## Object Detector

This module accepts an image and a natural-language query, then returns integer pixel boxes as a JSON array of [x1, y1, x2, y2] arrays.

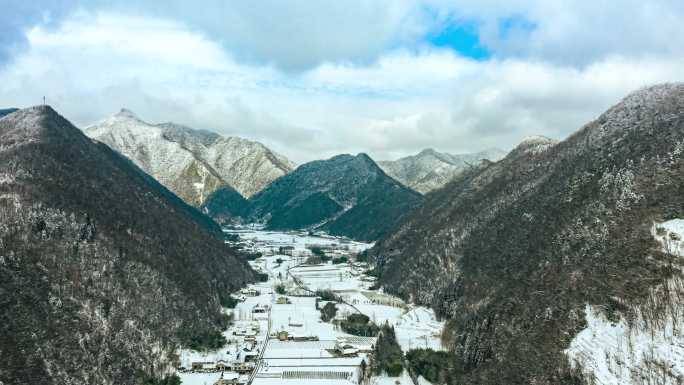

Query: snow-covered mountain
[[378, 148, 506, 193], [370, 83, 684, 384], [85, 109, 295, 206]]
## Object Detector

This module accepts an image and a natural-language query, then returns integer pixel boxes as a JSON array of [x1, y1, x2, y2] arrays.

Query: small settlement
[[176, 227, 444, 385]]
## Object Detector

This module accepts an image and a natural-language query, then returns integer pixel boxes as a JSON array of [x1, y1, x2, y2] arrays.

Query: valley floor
[[176, 228, 443, 385]]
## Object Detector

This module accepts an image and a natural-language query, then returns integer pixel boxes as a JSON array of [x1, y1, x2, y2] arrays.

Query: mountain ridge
[[370, 83, 684, 384], [84, 109, 295, 206], [0, 107, 18, 118], [0, 106, 254, 385], [378, 147, 507, 193], [238, 152, 423, 241]]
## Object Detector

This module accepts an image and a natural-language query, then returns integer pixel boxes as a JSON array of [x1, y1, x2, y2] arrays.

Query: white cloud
[[0, 10, 683, 164], [103, 0, 433, 71], [426, 0, 684, 65]]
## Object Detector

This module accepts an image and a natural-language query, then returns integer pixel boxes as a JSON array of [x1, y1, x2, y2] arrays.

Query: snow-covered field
[[176, 228, 444, 385]]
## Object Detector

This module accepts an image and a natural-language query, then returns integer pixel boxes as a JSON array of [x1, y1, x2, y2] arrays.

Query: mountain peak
[[512, 135, 558, 155], [245, 151, 422, 241], [114, 108, 141, 120], [600, 83, 684, 122], [604, 82, 684, 125], [418, 148, 438, 156], [378, 148, 507, 193], [5, 105, 66, 126], [518, 135, 556, 145], [567, 82, 684, 149], [3, 105, 99, 143], [355, 152, 375, 163], [24, 104, 59, 117], [85, 111, 295, 203], [324, 153, 380, 172], [625, 82, 684, 104]]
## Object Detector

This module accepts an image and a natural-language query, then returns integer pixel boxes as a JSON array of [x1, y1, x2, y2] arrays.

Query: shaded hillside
[[0, 107, 18, 118], [200, 185, 249, 224], [84, 110, 294, 206], [0, 107, 254, 385], [370, 84, 684, 384], [245, 153, 423, 241], [378, 148, 506, 193]]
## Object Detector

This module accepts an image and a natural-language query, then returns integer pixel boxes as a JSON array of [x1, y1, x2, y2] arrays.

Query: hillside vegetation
[[0, 107, 254, 385], [370, 84, 684, 384]]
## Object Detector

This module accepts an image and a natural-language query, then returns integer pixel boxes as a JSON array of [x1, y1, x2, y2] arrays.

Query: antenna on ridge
[[42, 96, 46, 106]]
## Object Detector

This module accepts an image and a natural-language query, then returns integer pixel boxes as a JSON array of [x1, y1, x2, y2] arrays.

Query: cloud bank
[[0, 1, 683, 162]]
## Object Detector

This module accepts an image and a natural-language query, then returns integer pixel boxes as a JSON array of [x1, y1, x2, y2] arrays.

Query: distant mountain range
[[85, 109, 294, 206], [82, 109, 425, 240], [369, 84, 684, 384], [204, 153, 423, 241], [0, 107, 18, 118], [0, 106, 253, 384], [378, 148, 506, 193]]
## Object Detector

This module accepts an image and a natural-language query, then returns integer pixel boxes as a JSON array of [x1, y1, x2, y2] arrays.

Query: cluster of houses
[[231, 322, 260, 347], [334, 336, 376, 357], [241, 287, 260, 297], [213, 372, 249, 385], [180, 320, 262, 378], [185, 345, 259, 375], [189, 359, 256, 374], [305, 243, 350, 252], [188, 229, 395, 385], [274, 330, 321, 342]]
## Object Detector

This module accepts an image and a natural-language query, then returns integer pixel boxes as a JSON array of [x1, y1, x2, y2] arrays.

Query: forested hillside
[[0, 106, 254, 385], [370, 84, 684, 384], [245, 153, 423, 241]]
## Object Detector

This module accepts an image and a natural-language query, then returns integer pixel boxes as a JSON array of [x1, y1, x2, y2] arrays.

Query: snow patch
[[84, 111, 295, 203], [566, 301, 684, 385], [653, 219, 684, 257], [515, 135, 557, 155], [566, 218, 684, 385]]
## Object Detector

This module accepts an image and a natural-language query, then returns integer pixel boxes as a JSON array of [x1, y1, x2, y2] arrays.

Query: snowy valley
[[176, 228, 444, 385]]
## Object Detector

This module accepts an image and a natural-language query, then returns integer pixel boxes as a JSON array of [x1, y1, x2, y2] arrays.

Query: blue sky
[[428, 21, 490, 60], [0, 0, 683, 162]]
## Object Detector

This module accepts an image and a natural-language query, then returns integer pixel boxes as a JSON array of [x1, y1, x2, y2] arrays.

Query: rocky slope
[[370, 84, 684, 384], [245, 153, 423, 241], [84, 110, 294, 206], [0, 107, 254, 385], [378, 148, 506, 193]]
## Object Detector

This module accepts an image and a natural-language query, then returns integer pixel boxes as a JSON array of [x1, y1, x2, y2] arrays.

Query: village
[[176, 228, 444, 385]]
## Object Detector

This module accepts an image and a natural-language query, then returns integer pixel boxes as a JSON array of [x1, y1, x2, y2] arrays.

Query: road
[[246, 306, 272, 385]]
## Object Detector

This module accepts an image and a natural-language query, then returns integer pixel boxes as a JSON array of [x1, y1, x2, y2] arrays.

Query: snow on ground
[[178, 228, 444, 385], [228, 228, 372, 255], [393, 307, 444, 352], [369, 370, 434, 385], [565, 219, 684, 385], [269, 296, 346, 342], [565, 300, 684, 385], [653, 219, 684, 256], [252, 379, 360, 385], [178, 372, 222, 385]]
